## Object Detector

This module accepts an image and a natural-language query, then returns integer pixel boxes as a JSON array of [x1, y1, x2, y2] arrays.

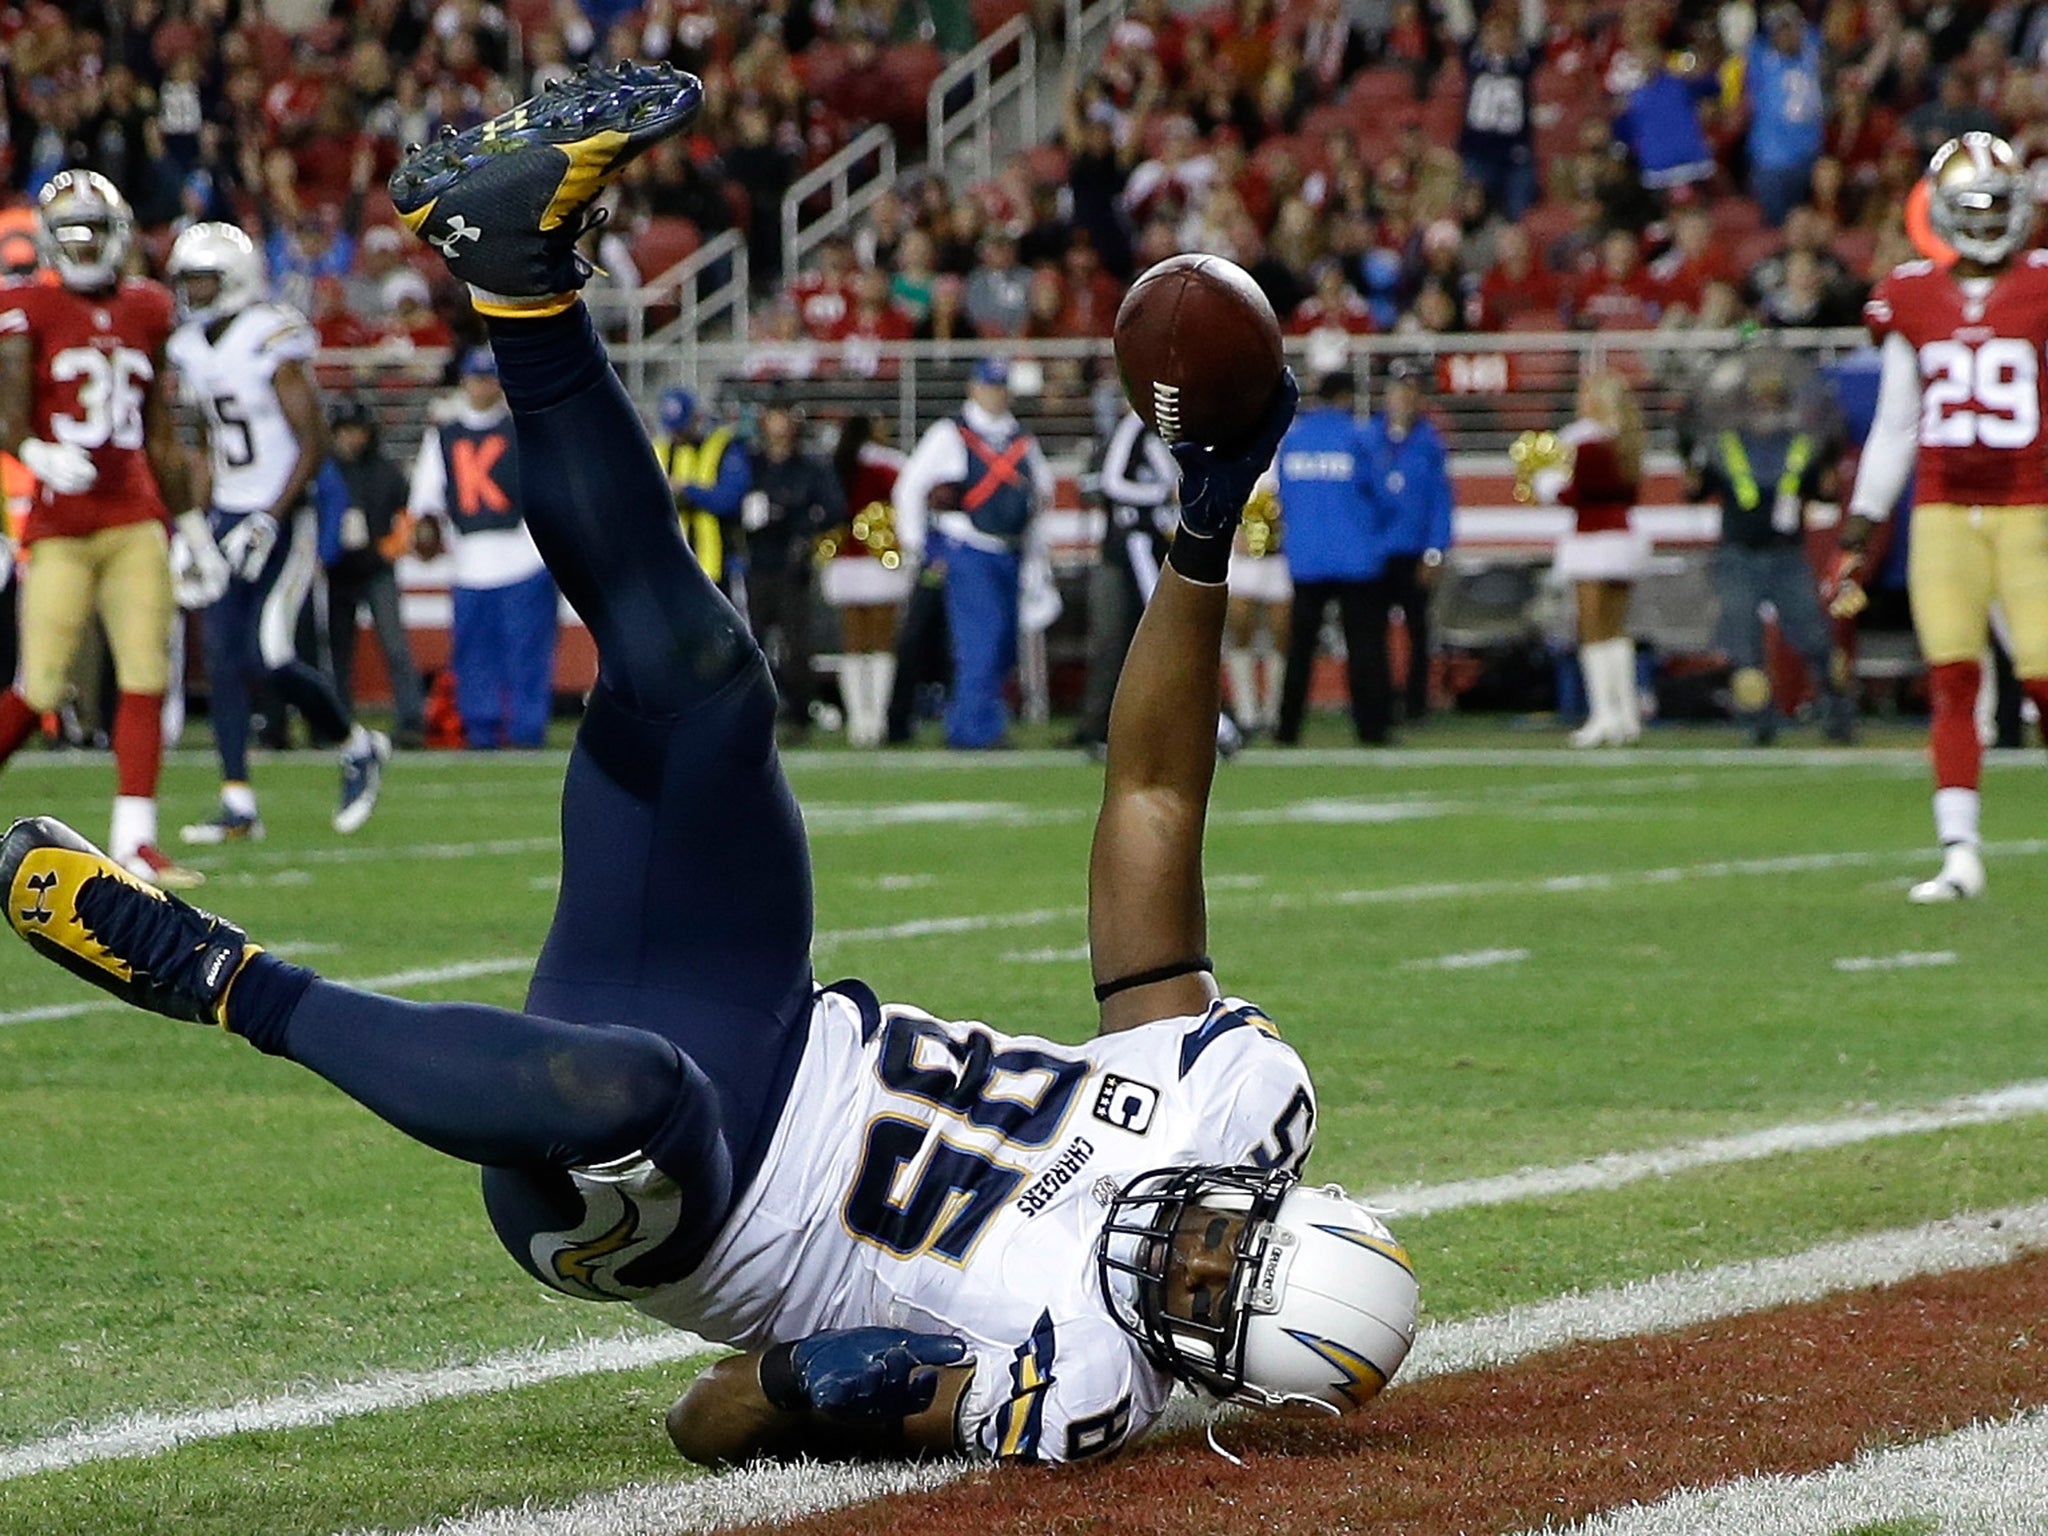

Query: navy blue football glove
[[1170, 368, 1300, 540], [762, 1327, 969, 1418]]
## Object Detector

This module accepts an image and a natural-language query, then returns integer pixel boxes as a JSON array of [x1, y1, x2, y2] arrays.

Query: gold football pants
[[18, 521, 174, 709], [1907, 502, 2048, 677]]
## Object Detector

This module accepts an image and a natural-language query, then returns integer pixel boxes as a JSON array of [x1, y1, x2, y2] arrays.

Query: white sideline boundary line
[[1367, 1079, 2048, 1218], [358, 1202, 2048, 1536], [1532, 1407, 2048, 1536], [11, 838, 2048, 1027], [0, 1332, 713, 1483]]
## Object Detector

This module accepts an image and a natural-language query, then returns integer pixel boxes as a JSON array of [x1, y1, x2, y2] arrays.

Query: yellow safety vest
[[656, 426, 739, 583], [1718, 430, 1812, 512]]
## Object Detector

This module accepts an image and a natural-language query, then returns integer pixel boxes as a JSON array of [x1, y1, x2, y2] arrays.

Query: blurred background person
[[323, 396, 426, 752], [166, 221, 391, 846], [653, 385, 753, 616], [1273, 370, 1393, 746], [1363, 361, 1453, 725], [1074, 406, 1179, 754], [1228, 475, 1291, 737], [891, 358, 1053, 750], [825, 416, 911, 749], [1539, 370, 1648, 748], [744, 398, 844, 743], [1686, 355, 1853, 747], [1441, 0, 1544, 220], [408, 349, 557, 751]]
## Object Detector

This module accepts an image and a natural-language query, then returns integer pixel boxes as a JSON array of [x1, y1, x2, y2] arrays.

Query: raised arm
[[1089, 375, 1298, 1034]]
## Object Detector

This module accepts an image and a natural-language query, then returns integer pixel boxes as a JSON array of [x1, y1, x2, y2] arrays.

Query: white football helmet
[[167, 222, 268, 325], [36, 170, 135, 292], [1928, 133, 2036, 266], [1097, 1164, 1418, 1414]]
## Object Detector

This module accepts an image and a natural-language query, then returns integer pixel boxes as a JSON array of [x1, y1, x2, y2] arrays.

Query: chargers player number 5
[[1919, 337, 2040, 448]]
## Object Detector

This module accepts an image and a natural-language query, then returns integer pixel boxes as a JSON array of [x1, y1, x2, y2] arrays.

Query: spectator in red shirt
[[1647, 205, 1738, 315], [1476, 225, 1565, 329], [1570, 229, 1662, 331], [311, 276, 381, 350], [791, 235, 856, 340], [1289, 258, 1376, 337], [1057, 241, 1125, 338], [836, 265, 915, 379]]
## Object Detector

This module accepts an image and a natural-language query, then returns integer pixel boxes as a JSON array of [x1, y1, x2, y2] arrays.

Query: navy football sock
[[231, 960, 695, 1169], [485, 306, 753, 718]]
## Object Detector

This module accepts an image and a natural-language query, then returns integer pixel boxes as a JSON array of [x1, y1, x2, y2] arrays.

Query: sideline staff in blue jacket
[[1274, 370, 1394, 745], [1362, 361, 1453, 722]]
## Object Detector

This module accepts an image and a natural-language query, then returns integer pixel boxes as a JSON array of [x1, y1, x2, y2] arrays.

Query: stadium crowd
[[3, 0, 2041, 369]]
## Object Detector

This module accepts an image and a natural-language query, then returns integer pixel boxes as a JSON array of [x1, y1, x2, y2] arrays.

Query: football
[[1113, 253, 1285, 450]]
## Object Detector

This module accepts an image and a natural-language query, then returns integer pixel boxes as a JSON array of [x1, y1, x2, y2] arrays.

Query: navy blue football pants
[[203, 507, 353, 783], [229, 305, 817, 1286]]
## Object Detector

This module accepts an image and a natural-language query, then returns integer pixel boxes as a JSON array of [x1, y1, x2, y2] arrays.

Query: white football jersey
[[609, 990, 1316, 1463], [167, 303, 317, 514]]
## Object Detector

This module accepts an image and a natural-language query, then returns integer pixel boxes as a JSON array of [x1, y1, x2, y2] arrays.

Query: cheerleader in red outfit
[[825, 416, 912, 747], [1540, 370, 1649, 746]]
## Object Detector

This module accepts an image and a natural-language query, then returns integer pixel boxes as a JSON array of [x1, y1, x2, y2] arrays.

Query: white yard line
[[0, 1330, 713, 1482], [1367, 1079, 2048, 1218], [1530, 1406, 2048, 1536], [357, 1202, 2048, 1536], [1401, 948, 1530, 971], [336, 1460, 982, 1536], [0, 958, 533, 1028], [1834, 950, 1960, 973], [1403, 1199, 2048, 1381], [11, 839, 2048, 1028]]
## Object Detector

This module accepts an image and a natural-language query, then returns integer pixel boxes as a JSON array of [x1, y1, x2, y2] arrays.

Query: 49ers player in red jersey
[[0, 172, 208, 888], [1839, 133, 2048, 903]]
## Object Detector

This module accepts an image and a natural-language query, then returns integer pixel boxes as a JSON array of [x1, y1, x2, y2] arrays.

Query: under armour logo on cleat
[[19, 870, 57, 925], [430, 217, 483, 256]]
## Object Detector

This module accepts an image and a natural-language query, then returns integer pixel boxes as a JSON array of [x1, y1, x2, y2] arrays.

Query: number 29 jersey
[[166, 302, 318, 515], [638, 990, 1318, 1464], [0, 275, 174, 545], [1863, 252, 2048, 507]]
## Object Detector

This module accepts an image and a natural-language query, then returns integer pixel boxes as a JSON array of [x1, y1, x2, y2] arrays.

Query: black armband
[[758, 1341, 807, 1412], [1166, 528, 1233, 584], [1094, 956, 1214, 1003]]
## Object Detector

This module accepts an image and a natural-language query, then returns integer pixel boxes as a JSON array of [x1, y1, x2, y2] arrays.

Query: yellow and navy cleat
[[2, 816, 261, 1026], [389, 61, 703, 315]]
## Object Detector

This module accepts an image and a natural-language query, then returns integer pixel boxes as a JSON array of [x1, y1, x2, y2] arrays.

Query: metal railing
[[1063, 0, 1124, 72], [780, 124, 899, 287], [927, 15, 1038, 187], [605, 326, 1876, 456]]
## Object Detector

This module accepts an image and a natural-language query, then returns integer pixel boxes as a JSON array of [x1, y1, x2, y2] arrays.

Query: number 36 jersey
[[0, 276, 174, 545], [166, 303, 317, 515], [1863, 252, 2048, 506], [636, 989, 1317, 1463]]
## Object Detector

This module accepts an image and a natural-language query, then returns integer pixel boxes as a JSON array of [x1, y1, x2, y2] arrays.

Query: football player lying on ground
[[1, 63, 1416, 1466]]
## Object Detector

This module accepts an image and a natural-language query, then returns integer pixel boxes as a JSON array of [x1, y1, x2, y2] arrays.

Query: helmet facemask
[[1929, 133, 2037, 266], [1098, 1165, 1319, 1409], [1098, 1163, 1420, 1417], [36, 171, 134, 292], [166, 223, 268, 326]]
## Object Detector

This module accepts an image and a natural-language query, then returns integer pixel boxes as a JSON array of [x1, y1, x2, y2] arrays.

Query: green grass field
[[3, 725, 2046, 1535]]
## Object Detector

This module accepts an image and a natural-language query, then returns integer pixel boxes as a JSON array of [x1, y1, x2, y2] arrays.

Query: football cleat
[[179, 806, 266, 846], [123, 842, 206, 890], [388, 61, 703, 314], [1908, 844, 1986, 904], [2, 816, 261, 1026], [334, 729, 392, 835]]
